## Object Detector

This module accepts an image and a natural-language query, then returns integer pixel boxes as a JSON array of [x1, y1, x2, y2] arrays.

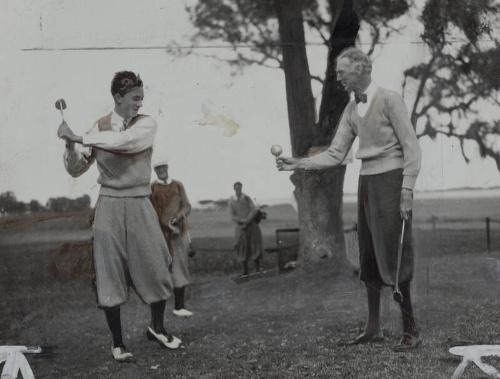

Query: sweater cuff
[[402, 175, 417, 190]]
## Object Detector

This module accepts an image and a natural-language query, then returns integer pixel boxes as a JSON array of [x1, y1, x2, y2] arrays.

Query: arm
[[176, 182, 192, 219], [229, 199, 243, 224], [82, 116, 157, 154], [299, 109, 356, 170], [385, 92, 422, 190], [277, 107, 356, 171], [63, 142, 95, 178]]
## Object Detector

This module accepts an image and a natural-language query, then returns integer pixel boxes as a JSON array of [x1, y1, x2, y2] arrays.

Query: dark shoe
[[347, 332, 385, 345], [392, 333, 421, 352], [146, 327, 182, 349]]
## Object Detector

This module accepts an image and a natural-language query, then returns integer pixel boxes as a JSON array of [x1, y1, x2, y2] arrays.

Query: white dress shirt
[[351, 82, 378, 117]]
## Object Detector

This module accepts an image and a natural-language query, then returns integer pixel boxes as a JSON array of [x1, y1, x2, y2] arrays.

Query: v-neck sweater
[[300, 87, 421, 189]]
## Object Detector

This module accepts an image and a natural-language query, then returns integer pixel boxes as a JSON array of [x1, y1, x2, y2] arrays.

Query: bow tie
[[355, 93, 367, 104]]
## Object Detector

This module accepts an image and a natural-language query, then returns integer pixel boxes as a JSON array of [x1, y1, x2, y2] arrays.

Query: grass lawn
[[1, 200, 500, 378]]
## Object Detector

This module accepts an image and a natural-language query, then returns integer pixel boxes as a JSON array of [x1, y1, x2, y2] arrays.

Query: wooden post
[[486, 217, 491, 253]]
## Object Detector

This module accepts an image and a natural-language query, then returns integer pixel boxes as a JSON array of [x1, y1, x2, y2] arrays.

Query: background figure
[[277, 47, 421, 352], [57, 71, 181, 362], [229, 182, 264, 278], [151, 160, 194, 317]]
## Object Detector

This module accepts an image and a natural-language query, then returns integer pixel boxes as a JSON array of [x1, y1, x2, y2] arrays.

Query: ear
[[113, 93, 123, 105], [353, 62, 364, 74]]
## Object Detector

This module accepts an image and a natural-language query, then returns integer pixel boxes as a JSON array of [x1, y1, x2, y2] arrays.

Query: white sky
[[1, 0, 499, 206]]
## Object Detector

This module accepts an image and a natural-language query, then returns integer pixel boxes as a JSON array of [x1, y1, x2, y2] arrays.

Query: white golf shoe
[[111, 346, 135, 363], [172, 308, 194, 317], [146, 327, 182, 349]]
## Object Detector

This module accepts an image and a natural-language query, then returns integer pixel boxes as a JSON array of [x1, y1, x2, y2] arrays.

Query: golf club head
[[393, 290, 403, 304], [55, 99, 67, 110], [32, 345, 57, 359]]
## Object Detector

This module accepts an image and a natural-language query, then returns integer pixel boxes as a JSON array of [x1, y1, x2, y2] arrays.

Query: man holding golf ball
[[276, 47, 421, 352], [57, 71, 181, 362]]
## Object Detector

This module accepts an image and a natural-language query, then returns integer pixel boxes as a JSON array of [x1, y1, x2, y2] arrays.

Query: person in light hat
[[150, 158, 195, 317], [57, 71, 182, 362]]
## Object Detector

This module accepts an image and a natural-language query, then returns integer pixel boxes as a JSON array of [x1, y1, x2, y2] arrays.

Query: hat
[[153, 158, 169, 169]]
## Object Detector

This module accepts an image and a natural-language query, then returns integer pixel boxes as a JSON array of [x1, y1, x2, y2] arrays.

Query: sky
[[1, 0, 499, 206]]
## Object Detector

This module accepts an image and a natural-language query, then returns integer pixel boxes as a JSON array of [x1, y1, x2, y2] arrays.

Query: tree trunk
[[276, 0, 359, 265], [275, 0, 315, 158]]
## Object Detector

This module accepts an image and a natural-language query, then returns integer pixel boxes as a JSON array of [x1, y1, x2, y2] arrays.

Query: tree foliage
[[403, 0, 500, 168]]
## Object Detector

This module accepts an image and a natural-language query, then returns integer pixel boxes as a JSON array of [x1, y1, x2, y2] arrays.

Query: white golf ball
[[270, 144, 283, 157]]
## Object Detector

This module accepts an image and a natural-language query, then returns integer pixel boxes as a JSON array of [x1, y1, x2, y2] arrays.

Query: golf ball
[[270, 145, 283, 157]]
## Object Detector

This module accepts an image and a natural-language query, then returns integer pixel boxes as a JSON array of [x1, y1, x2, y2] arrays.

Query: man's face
[[234, 184, 242, 197], [336, 57, 363, 92], [116, 87, 144, 119], [155, 165, 169, 181]]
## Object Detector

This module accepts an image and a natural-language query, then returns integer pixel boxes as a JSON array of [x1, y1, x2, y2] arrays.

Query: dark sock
[[255, 259, 260, 272], [399, 282, 418, 336], [174, 287, 185, 310], [104, 306, 124, 348], [365, 282, 382, 334], [150, 300, 166, 333]]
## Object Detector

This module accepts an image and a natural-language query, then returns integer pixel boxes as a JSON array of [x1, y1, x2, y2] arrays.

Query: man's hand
[[276, 156, 301, 171], [400, 188, 413, 220], [57, 121, 82, 143]]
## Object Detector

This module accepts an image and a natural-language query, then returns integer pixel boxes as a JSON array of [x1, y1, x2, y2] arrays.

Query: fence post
[[486, 217, 491, 253]]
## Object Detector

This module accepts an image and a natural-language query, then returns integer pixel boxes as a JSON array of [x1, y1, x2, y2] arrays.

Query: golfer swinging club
[[276, 48, 422, 351], [57, 71, 181, 362]]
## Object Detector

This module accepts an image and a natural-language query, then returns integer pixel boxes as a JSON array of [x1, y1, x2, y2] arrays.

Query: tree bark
[[276, 0, 359, 265], [275, 0, 315, 158]]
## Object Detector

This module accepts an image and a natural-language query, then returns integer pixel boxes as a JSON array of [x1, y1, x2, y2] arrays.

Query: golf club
[[393, 218, 406, 304]]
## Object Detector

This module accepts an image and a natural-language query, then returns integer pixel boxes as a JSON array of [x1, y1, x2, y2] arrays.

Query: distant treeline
[[0, 191, 91, 214], [197, 199, 229, 209]]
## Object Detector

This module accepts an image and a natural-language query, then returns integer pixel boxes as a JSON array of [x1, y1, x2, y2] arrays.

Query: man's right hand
[[276, 156, 301, 171]]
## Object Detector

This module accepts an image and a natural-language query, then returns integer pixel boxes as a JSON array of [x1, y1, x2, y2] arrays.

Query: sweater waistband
[[99, 185, 151, 198]]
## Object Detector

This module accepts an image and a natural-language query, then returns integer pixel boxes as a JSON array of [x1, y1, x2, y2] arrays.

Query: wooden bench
[[265, 224, 359, 272]]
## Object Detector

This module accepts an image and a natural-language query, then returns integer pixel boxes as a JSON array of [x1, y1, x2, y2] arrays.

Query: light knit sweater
[[300, 87, 421, 189], [64, 112, 156, 197]]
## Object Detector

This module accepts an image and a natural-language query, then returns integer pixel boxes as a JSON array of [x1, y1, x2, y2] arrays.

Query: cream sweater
[[300, 87, 421, 189]]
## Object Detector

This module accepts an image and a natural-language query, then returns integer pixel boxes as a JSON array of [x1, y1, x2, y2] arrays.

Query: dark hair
[[233, 181, 242, 187], [111, 71, 143, 96]]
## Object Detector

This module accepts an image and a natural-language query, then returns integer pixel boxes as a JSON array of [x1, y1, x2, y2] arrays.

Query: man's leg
[[105, 306, 135, 362], [399, 281, 417, 336], [254, 259, 261, 272], [242, 261, 249, 276], [104, 306, 124, 348], [174, 287, 184, 310], [348, 281, 384, 344], [393, 281, 421, 351], [150, 300, 167, 333]]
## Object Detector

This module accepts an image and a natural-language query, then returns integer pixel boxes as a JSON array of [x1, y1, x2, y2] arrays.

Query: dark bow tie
[[355, 93, 367, 104]]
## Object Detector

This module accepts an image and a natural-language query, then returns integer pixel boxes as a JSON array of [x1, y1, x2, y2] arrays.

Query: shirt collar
[[350, 81, 378, 103], [111, 110, 131, 129], [156, 178, 173, 185]]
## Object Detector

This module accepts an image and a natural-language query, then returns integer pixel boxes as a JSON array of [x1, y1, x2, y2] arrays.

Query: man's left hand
[[400, 188, 413, 220], [57, 121, 81, 143]]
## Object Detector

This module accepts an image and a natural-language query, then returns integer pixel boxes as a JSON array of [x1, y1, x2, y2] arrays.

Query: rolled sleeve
[[63, 143, 95, 177]]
